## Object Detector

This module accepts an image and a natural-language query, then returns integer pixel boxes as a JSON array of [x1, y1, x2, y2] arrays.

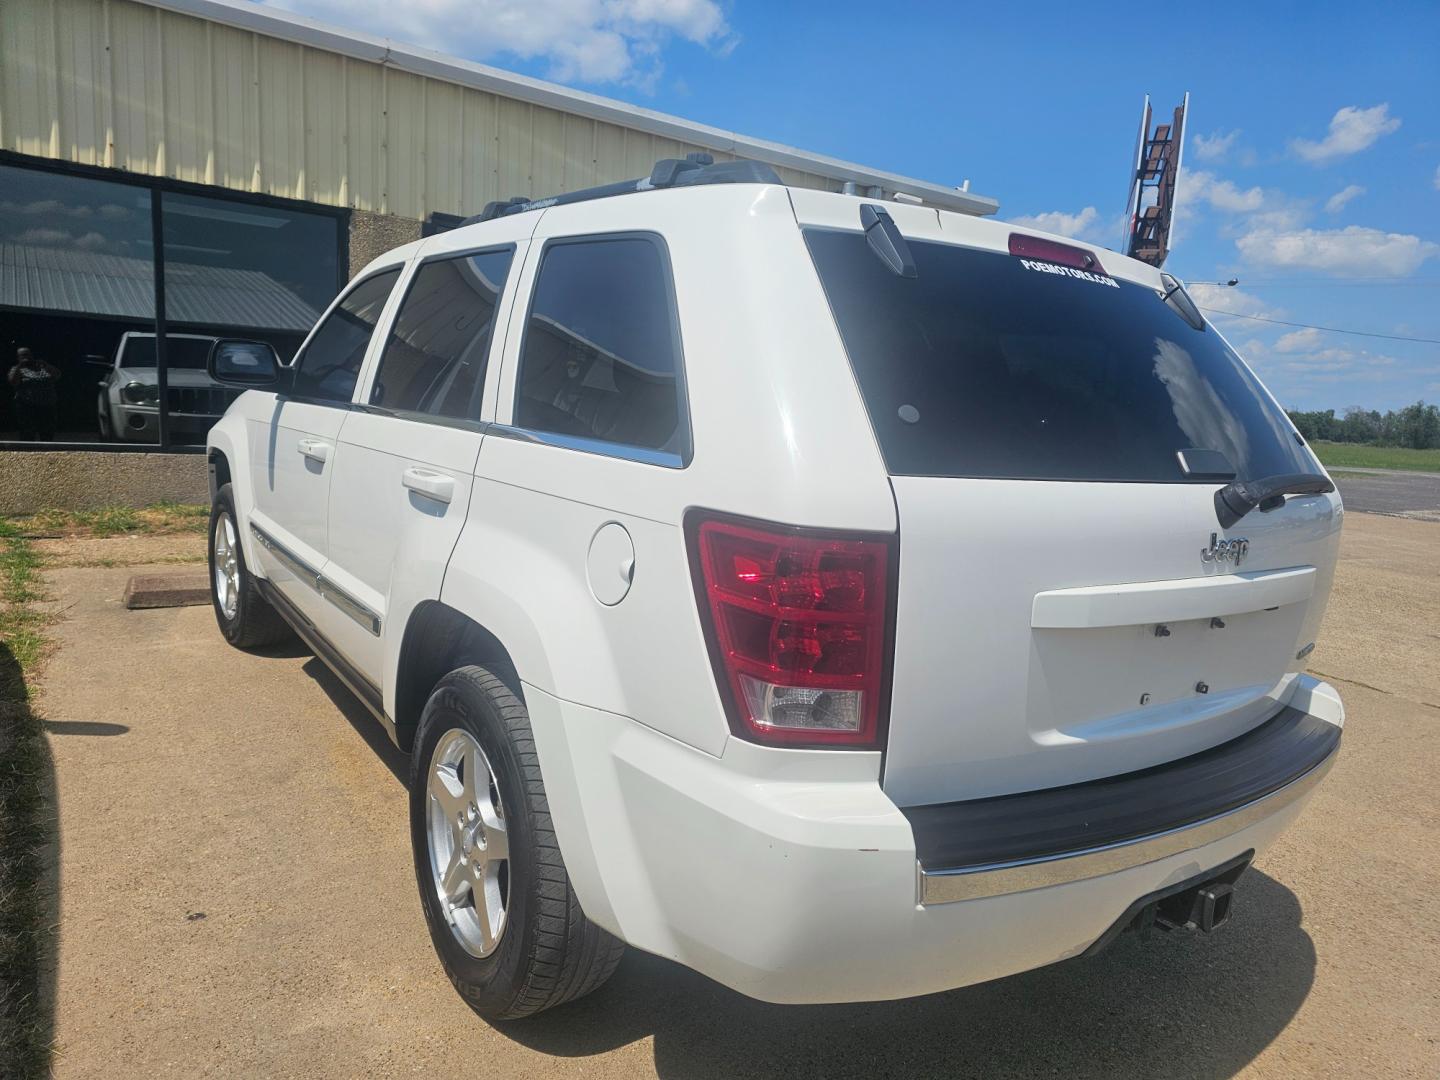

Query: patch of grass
[[9, 502, 210, 540], [60, 552, 207, 570], [72, 506, 142, 537], [0, 524, 53, 1076], [1310, 441, 1440, 472], [141, 501, 209, 535]]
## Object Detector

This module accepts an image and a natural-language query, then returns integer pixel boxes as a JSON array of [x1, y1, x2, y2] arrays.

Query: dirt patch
[[36, 533, 206, 570], [1307, 511, 1440, 708]]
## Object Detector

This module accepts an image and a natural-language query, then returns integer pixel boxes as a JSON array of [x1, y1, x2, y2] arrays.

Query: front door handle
[[402, 466, 454, 504], [297, 437, 331, 464]]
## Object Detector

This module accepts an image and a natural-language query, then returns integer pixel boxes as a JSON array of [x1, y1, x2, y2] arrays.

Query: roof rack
[[467, 153, 784, 224]]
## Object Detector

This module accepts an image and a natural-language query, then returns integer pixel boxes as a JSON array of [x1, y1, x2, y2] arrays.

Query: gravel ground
[[32, 512, 1440, 1079]]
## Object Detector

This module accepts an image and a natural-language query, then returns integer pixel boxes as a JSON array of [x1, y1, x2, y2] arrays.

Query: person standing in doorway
[[6, 346, 61, 441]]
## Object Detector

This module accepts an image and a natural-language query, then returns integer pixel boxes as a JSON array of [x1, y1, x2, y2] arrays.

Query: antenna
[[1123, 92, 1188, 267]]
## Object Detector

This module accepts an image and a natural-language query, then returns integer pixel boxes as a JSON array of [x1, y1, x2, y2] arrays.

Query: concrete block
[[124, 571, 211, 610]]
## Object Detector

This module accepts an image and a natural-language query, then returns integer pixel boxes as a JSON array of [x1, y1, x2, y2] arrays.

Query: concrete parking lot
[[33, 512, 1440, 1079]]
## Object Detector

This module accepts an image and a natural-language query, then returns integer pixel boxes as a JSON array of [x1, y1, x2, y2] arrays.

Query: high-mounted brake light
[[1009, 233, 1104, 273], [687, 513, 894, 749]]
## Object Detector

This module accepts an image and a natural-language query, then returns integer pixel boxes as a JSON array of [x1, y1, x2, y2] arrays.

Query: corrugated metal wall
[[0, 0, 841, 220]]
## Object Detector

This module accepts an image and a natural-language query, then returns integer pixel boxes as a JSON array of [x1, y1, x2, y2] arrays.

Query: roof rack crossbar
[[465, 156, 783, 224]]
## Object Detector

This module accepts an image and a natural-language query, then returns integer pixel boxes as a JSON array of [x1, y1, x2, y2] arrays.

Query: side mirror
[[209, 339, 282, 387]]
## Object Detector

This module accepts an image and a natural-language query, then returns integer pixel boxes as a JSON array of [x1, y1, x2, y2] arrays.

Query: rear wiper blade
[[1214, 473, 1335, 528]]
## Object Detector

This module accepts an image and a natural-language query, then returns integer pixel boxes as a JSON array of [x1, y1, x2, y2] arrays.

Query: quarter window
[[515, 236, 685, 456], [291, 270, 400, 403], [370, 249, 514, 420]]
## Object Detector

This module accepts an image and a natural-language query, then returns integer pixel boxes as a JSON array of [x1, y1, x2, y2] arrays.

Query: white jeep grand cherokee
[[205, 156, 1344, 1019]]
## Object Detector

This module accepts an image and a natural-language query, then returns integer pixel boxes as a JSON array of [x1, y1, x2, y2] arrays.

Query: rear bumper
[[525, 676, 1341, 1004], [910, 694, 1341, 904]]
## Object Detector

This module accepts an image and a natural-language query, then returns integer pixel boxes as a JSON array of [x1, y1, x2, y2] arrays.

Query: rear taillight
[[687, 512, 894, 749]]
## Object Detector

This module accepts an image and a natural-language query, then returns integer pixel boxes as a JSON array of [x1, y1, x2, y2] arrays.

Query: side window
[[290, 269, 400, 402], [515, 236, 685, 455], [370, 248, 514, 420]]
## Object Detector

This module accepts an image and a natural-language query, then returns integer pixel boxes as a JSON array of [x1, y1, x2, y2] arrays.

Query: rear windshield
[[804, 230, 1312, 482]]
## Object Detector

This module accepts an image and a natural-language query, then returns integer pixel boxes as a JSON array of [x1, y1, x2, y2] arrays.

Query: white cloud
[[1009, 206, 1099, 241], [1180, 169, 1265, 213], [1244, 206, 1308, 232], [1187, 284, 1281, 332], [1188, 283, 1274, 317], [1324, 184, 1365, 214], [1192, 129, 1240, 162], [14, 227, 109, 251], [267, 0, 734, 87], [1275, 327, 1323, 353], [1292, 104, 1401, 164], [1236, 224, 1439, 276], [1277, 346, 1400, 382]]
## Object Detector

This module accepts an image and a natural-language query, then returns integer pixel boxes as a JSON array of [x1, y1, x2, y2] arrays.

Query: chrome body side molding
[[249, 521, 381, 637]]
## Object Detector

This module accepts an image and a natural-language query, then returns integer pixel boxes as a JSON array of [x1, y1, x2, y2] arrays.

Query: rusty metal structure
[[1123, 93, 1188, 267]]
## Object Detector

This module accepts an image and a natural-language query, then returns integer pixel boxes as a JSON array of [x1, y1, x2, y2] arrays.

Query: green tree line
[[1286, 400, 1440, 450]]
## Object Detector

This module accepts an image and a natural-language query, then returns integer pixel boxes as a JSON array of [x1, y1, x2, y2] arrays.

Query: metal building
[[0, 0, 996, 455]]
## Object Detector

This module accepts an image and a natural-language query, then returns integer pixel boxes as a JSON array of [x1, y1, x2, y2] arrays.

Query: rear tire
[[410, 665, 624, 1019], [208, 483, 293, 649]]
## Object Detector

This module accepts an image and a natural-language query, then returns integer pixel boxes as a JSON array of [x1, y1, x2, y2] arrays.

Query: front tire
[[410, 665, 624, 1019], [208, 484, 293, 649]]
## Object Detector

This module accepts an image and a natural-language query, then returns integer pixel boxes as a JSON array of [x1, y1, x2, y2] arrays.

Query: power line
[[1222, 280, 1440, 289], [1197, 307, 1440, 345], [1190, 275, 1440, 285]]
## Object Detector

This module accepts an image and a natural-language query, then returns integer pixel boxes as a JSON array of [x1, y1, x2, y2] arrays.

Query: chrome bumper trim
[[917, 745, 1337, 905], [249, 521, 381, 637]]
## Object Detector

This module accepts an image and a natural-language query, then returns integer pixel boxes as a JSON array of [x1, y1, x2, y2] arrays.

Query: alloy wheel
[[426, 728, 510, 957], [213, 511, 240, 621]]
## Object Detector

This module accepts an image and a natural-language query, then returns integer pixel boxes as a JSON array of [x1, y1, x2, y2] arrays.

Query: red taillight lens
[[688, 513, 893, 748], [1008, 232, 1104, 273]]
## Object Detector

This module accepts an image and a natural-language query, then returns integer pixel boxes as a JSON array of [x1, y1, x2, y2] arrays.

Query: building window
[[370, 248, 514, 421], [514, 236, 686, 457], [1, 162, 157, 443], [0, 155, 346, 448]]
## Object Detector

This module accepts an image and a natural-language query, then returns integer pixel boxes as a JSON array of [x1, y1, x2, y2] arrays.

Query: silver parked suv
[[97, 331, 239, 441]]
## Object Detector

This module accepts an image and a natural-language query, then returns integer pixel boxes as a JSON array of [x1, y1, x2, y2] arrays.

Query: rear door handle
[[296, 438, 331, 464], [402, 466, 454, 504]]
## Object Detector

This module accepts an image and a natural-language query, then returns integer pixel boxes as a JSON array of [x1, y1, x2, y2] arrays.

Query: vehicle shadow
[[498, 870, 1314, 1080], [0, 641, 61, 1075], [299, 656, 409, 784]]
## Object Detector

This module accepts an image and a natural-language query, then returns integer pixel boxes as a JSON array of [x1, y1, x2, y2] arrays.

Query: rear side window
[[805, 230, 1313, 483], [514, 235, 686, 457], [370, 248, 514, 420], [291, 269, 400, 403]]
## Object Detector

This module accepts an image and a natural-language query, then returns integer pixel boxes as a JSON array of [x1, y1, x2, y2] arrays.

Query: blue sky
[[276, 0, 1440, 412]]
